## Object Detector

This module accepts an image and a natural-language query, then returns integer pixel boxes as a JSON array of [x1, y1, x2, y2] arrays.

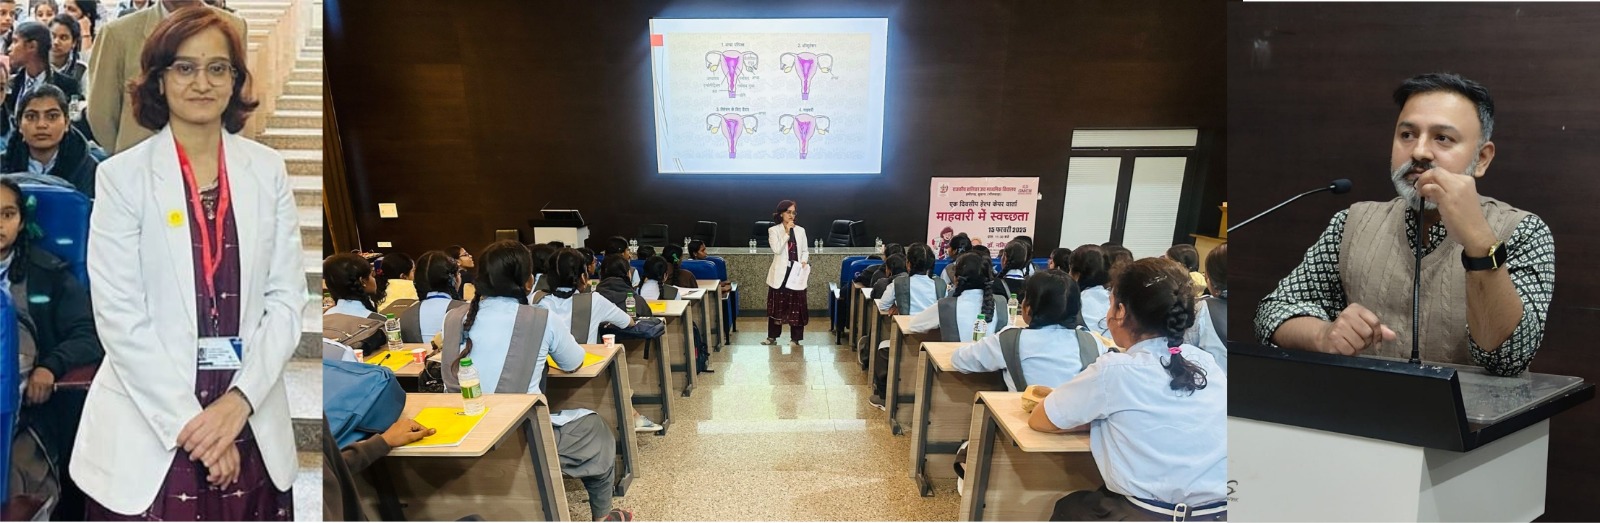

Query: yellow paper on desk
[[648, 301, 667, 313], [405, 407, 488, 448], [547, 352, 606, 370], [364, 350, 413, 371]]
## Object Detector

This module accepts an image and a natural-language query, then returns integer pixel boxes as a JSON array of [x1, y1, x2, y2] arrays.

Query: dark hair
[[14, 83, 68, 128], [1000, 241, 1031, 274], [1205, 243, 1227, 295], [882, 242, 905, 259], [687, 239, 706, 259], [772, 199, 795, 221], [600, 254, 631, 281], [15, 20, 48, 66], [883, 253, 907, 278], [635, 244, 656, 261], [661, 244, 686, 283], [950, 252, 995, 319], [1104, 245, 1133, 273], [0, 177, 29, 285], [130, 6, 259, 133], [546, 240, 564, 248], [1166, 244, 1200, 272], [1012, 235, 1033, 251], [1049, 247, 1072, 272], [1110, 258, 1206, 394], [1069, 244, 1110, 289], [446, 244, 467, 259], [971, 244, 990, 259], [548, 248, 588, 299], [947, 233, 971, 257], [323, 253, 375, 312], [372, 252, 413, 305], [454, 240, 532, 372], [67, 1, 95, 36], [1394, 72, 1494, 143], [604, 236, 628, 256], [1022, 270, 1081, 329], [413, 250, 460, 300], [907, 243, 936, 276], [49, 13, 79, 64], [576, 247, 597, 277], [641, 255, 670, 297], [528, 243, 556, 277]]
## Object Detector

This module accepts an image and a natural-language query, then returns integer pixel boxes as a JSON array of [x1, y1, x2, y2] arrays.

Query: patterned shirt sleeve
[[1468, 215, 1555, 376], [1254, 210, 1351, 345]]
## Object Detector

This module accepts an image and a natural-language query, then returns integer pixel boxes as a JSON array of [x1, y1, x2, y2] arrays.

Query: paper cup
[[412, 348, 427, 364], [353, 349, 364, 363], [602, 334, 617, 347]]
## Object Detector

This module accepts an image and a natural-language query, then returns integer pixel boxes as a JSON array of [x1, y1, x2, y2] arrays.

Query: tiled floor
[[562, 318, 962, 521]]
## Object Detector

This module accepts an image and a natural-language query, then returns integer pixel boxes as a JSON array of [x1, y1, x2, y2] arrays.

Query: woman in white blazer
[[764, 200, 810, 345], [75, 9, 301, 520]]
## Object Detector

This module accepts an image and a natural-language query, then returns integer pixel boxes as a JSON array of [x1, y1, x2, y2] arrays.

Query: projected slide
[[650, 18, 888, 174]]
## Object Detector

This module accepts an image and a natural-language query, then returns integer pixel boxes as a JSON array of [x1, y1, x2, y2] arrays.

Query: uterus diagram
[[705, 50, 759, 98], [778, 53, 833, 100], [706, 113, 759, 158], [778, 114, 830, 159]]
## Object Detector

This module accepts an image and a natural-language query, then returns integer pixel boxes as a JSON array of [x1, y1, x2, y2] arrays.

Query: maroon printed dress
[[765, 232, 809, 327], [85, 180, 292, 520]]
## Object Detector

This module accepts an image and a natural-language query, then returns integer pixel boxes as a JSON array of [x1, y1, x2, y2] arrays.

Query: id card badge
[[197, 337, 244, 370]]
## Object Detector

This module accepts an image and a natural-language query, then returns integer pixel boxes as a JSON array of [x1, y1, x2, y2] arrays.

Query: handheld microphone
[[1228, 179, 1353, 233]]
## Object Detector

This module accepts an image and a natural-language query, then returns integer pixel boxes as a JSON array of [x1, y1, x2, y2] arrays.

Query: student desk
[[545, 343, 640, 495], [865, 295, 889, 371], [365, 343, 430, 392], [886, 315, 937, 435], [619, 334, 676, 437], [910, 342, 1006, 497], [649, 299, 697, 397], [959, 392, 1100, 521], [355, 393, 569, 521], [695, 279, 726, 351], [847, 285, 868, 355], [678, 288, 712, 357]]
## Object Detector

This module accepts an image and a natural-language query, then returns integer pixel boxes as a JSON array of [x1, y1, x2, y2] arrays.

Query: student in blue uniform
[[438, 240, 634, 522], [374, 252, 417, 311], [940, 233, 973, 284], [1030, 258, 1227, 521], [323, 253, 382, 321], [1048, 247, 1072, 272], [1184, 244, 1227, 372], [951, 269, 1103, 392], [398, 250, 466, 344], [991, 240, 1033, 298], [1070, 245, 1112, 338], [871, 252, 1003, 409]]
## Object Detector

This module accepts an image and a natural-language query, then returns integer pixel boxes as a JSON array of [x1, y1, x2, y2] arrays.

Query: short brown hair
[[130, 6, 258, 133]]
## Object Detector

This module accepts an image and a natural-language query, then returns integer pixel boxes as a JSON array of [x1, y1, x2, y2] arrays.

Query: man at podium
[[1254, 73, 1555, 376]]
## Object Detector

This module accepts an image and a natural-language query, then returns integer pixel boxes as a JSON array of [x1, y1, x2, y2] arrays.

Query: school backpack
[[323, 312, 387, 356], [324, 359, 407, 448]]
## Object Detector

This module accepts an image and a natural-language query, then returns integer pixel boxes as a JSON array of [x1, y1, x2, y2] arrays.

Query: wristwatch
[[1461, 241, 1506, 271]]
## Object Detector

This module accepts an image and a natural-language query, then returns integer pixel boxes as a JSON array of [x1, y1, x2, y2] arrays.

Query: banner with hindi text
[[926, 177, 1040, 259]]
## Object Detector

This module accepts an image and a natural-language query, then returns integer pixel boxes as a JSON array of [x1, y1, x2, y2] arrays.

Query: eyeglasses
[[21, 111, 63, 123], [165, 60, 238, 84]]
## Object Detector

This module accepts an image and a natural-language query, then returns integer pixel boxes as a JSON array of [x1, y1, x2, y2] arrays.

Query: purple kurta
[[86, 180, 292, 521]]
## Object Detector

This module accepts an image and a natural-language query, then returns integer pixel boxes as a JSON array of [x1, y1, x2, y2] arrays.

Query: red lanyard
[[176, 140, 231, 326]]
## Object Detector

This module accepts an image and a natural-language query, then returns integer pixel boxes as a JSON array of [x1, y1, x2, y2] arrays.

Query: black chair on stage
[[752, 220, 776, 247], [692, 221, 718, 246], [638, 224, 669, 247], [825, 220, 853, 247]]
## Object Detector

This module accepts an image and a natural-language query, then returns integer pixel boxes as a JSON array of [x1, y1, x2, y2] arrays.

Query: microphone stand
[[1410, 199, 1423, 365], [1228, 182, 1344, 234]]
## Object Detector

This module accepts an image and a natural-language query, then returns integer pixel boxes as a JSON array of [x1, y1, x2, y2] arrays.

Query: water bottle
[[384, 313, 402, 351], [876, 237, 884, 252], [973, 314, 988, 342], [749, 238, 756, 252], [684, 237, 691, 251], [458, 357, 485, 416], [625, 291, 637, 319], [1008, 294, 1019, 326]]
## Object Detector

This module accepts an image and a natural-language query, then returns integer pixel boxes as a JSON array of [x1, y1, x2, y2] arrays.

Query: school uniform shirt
[[449, 296, 595, 426], [950, 324, 1101, 391], [877, 274, 941, 315], [324, 299, 375, 319], [534, 287, 632, 344], [377, 279, 418, 310], [992, 269, 1028, 298], [1081, 285, 1112, 338], [638, 279, 692, 301], [907, 290, 998, 340], [1185, 303, 1228, 373], [1042, 337, 1228, 506], [416, 292, 455, 342]]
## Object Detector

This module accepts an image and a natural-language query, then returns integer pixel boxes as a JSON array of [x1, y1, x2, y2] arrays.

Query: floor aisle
[[562, 317, 962, 521]]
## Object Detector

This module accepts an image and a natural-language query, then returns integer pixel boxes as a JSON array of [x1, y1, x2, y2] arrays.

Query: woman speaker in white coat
[[75, 7, 301, 520], [764, 199, 810, 346]]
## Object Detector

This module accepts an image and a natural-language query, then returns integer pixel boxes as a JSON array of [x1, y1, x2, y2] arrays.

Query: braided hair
[[528, 243, 557, 280], [1069, 244, 1110, 289], [1049, 247, 1072, 272], [907, 243, 936, 277], [1166, 244, 1200, 272], [642, 255, 670, 298], [413, 250, 460, 300], [548, 248, 589, 299], [949, 252, 995, 320], [0, 177, 30, 285], [323, 253, 376, 312], [373, 252, 413, 305], [1110, 258, 1206, 395], [454, 241, 532, 372], [1021, 270, 1081, 329], [661, 244, 687, 286], [1001, 240, 1031, 274]]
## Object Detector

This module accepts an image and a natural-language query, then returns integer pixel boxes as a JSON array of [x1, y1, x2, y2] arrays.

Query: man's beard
[[1390, 157, 1477, 210]]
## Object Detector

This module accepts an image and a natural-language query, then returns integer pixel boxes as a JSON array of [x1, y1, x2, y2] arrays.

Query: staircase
[[232, 0, 323, 519]]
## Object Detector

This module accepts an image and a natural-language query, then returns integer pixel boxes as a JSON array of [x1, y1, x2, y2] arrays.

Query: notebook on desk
[[405, 406, 489, 448]]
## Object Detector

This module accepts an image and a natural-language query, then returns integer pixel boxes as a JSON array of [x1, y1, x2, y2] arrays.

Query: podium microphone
[[1410, 196, 1423, 364], [1228, 179, 1353, 234]]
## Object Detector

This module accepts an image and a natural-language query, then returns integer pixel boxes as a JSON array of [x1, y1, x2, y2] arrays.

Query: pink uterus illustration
[[706, 113, 759, 158], [779, 52, 833, 100], [705, 50, 759, 98], [779, 114, 830, 159]]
